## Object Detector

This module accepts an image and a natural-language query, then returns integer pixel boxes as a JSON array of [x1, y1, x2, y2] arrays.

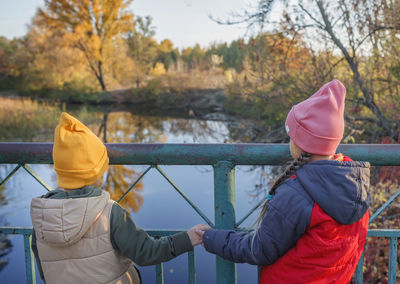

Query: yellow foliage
[[37, 0, 135, 90], [159, 39, 174, 53], [151, 62, 167, 76], [20, 19, 98, 91], [224, 69, 235, 83]]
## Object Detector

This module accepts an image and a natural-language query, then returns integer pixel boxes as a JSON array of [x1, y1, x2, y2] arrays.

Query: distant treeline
[[1, 0, 400, 145]]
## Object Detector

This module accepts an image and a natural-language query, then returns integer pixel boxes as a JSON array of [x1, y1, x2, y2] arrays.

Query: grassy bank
[[0, 97, 61, 141], [5, 81, 227, 117]]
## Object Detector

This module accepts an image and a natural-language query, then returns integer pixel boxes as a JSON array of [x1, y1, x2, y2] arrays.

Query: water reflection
[[96, 112, 167, 143], [0, 167, 12, 273], [96, 112, 150, 213], [0, 225, 12, 273], [105, 165, 144, 212]]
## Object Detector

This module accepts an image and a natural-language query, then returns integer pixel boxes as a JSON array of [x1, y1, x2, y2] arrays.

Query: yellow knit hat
[[53, 112, 109, 189]]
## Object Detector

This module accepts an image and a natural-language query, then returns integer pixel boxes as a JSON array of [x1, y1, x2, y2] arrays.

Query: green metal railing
[[0, 143, 400, 284]]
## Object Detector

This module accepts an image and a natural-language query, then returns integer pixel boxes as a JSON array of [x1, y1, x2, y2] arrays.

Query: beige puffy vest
[[30, 191, 140, 284]]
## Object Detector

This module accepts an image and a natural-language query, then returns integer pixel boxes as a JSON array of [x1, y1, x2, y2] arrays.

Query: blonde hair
[[256, 151, 312, 225]]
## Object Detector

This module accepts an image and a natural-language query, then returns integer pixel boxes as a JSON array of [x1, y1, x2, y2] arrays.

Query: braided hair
[[256, 151, 312, 225]]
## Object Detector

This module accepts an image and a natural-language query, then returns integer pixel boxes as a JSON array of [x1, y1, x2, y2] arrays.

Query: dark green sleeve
[[109, 203, 193, 266], [31, 229, 45, 281]]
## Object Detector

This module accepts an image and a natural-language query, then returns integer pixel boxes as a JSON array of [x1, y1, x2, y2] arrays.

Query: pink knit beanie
[[285, 79, 346, 155]]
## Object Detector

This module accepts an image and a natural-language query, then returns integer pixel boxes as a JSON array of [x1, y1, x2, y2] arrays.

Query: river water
[[0, 100, 275, 283]]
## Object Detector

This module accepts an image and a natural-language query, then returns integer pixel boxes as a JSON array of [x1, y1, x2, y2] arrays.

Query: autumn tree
[[224, 32, 319, 129], [0, 37, 12, 87], [127, 16, 158, 87], [207, 39, 246, 72], [38, 0, 135, 91], [181, 44, 209, 71], [294, 0, 398, 141], [0, 37, 21, 90], [11, 14, 102, 93], [156, 39, 178, 71], [227, 0, 400, 141]]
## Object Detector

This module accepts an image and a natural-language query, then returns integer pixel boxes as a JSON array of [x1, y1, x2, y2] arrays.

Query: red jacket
[[204, 156, 370, 283], [260, 203, 369, 283], [260, 155, 369, 283]]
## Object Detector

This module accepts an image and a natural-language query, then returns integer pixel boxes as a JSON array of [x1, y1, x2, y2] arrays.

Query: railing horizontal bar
[[367, 229, 400, 237], [0, 227, 187, 237], [0, 143, 53, 164], [146, 229, 185, 236], [0, 227, 33, 235], [3, 228, 400, 238], [2, 143, 400, 165]]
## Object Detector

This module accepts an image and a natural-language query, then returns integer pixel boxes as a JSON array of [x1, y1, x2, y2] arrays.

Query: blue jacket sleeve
[[203, 179, 314, 265]]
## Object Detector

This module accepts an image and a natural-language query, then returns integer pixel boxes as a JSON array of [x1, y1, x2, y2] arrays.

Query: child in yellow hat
[[30, 112, 208, 284]]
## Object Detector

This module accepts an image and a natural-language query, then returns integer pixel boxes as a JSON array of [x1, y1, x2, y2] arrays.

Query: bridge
[[0, 143, 399, 283]]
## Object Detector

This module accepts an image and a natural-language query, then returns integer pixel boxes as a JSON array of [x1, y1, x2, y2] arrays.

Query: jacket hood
[[296, 160, 370, 225], [30, 190, 109, 247]]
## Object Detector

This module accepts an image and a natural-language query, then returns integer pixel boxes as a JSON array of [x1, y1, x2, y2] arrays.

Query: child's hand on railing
[[188, 224, 211, 246]]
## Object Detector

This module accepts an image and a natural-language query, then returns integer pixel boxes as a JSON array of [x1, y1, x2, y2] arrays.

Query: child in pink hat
[[197, 80, 370, 283]]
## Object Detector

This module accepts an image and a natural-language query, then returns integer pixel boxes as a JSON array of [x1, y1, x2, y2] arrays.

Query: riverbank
[[1, 85, 226, 116], [0, 90, 283, 143]]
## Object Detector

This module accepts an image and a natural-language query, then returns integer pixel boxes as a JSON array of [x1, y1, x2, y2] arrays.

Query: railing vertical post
[[388, 237, 398, 284], [23, 233, 36, 284], [213, 161, 236, 284], [188, 249, 196, 284], [355, 252, 364, 284], [156, 263, 164, 284]]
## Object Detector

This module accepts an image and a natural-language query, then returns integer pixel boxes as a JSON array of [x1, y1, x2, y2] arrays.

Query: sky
[[0, 0, 264, 49]]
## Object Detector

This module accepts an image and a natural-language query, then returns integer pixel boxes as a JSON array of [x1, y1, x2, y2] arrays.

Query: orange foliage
[[37, 0, 135, 90]]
